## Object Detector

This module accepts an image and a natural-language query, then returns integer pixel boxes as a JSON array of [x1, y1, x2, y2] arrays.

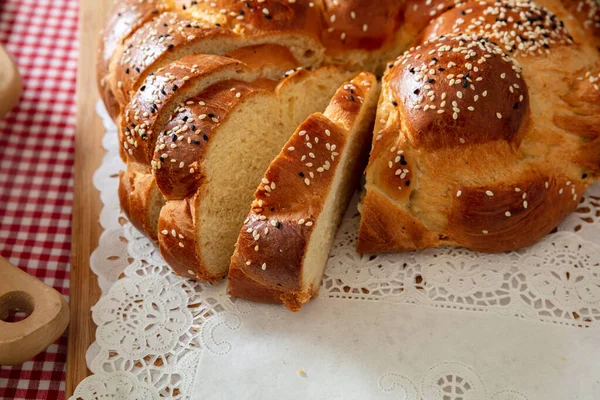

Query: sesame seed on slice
[[262, 263, 267, 270], [482, 230, 489, 234], [456, 190, 462, 197], [485, 190, 494, 197], [505, 211, 511, 217]]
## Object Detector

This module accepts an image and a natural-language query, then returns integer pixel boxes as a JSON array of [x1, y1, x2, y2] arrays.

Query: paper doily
[[70, 102, 600, 400]]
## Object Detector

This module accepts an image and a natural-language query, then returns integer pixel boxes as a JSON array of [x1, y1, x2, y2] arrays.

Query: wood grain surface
[[66, 0, 112, 396]]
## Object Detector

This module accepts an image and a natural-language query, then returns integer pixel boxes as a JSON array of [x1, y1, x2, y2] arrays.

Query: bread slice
[[118, 54, 281, 240], [228, 72, 379, 311], [155, 66, 356, 281]]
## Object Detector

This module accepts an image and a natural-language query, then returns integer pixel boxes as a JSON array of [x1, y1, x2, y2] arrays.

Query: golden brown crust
[[386, 34, 530, 150], [157, 196, 224, 282], [118, 165, 164, 240], [419, 0, 575, 57], [228, 73, 378, 310], [121, 54, 245, 165], [97, 0, 169, 119], [320, 0, 405, 52], [152, 78, 278, 200], [228, 112, 349, 307], [403, 0, 466, 35], [111, 12, 234, 107], [359, 27, 600, 254], [176, 0, 323, 38], [559, 0, 600, 47], [556, 66, 600, 175], [445, 177, 586, 251], [357, 186, 441, 253]]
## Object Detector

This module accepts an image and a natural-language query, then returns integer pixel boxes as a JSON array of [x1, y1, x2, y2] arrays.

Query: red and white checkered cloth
[[0, 0, 78, 398]]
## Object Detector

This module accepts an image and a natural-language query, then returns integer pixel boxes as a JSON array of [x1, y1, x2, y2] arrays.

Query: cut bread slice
[[228, 72, 379, 311], [155, 66, 356, 281], [118, 54, 284, 240]]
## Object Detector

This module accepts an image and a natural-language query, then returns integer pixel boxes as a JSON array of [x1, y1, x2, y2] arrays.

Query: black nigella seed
[[192, 139, 201, 145], [275, 221, 281, 229], [298, 172, 305, 177], [202, 134, 209, 141], [405, 180, 411, 186]]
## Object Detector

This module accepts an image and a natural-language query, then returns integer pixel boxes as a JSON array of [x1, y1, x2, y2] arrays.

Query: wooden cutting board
[[66, 0, 112, 396]]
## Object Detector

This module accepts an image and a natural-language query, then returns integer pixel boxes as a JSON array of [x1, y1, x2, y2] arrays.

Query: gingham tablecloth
[[0, 0, 78, 398]]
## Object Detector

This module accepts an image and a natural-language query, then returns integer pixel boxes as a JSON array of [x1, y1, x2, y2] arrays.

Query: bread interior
[[301, 81, 379, 288], [198, 68, 354, 276]]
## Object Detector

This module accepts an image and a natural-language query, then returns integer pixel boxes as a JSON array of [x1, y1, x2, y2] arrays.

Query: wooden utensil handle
[[0, 44, 22, 120], [0, 256, 69, 365]]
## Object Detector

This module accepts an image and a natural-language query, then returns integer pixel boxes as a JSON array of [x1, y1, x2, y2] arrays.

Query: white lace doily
[[71, 102, 600, 400]]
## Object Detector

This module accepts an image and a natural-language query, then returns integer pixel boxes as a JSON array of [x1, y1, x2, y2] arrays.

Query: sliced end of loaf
[[118, 164, 165, 241], [155, 67, 355, 280], [228, 71, 380, 311]]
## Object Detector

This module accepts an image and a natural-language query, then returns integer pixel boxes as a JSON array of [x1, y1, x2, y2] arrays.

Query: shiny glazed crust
[[228, 72, 379, 311]]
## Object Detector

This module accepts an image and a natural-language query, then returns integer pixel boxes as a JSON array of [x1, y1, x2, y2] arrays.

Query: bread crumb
[[298, 369, 307, 378]]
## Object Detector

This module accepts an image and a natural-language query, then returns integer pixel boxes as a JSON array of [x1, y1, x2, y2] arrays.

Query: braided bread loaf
[[99, 0, 600, 310], [358, 0, 600, 253]]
